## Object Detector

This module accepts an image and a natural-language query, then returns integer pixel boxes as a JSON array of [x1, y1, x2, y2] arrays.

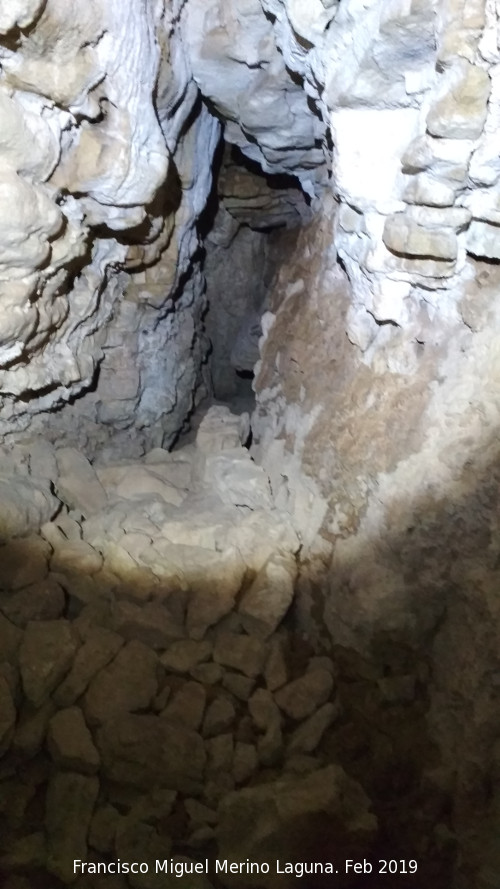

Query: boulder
[[213, 630, 267, 678], [45, 771, 99, 883], [274, 668, 334, 721], [55, 448, 108, 516], [84, 639, 159, 725]]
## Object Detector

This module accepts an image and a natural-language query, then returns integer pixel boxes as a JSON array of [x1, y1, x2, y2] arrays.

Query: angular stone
[[0, 674, 16, 756], [97, 713, 206, 793], [466, 219, 500, 261], [287, 702, 340, 755], [54, 626, 123, 707], [56, 448, 108, 517], [19, 620, 78, 706], [204, 451, 272, 511], [222, 671, 255, 701], [0, 535, 50, 591], [202, 695, 236, 738], [160, 639, 212, 674], [111, 600, 183, 649], [47, 707, 100, 774], [426, 61, 490, 140], [184, 798, 218, 827], [84, 640, 159, 725], [0, 576, 65, 627], [51, 539, 103, 576], [383, 213, 457, 261], [45, 771, 99, 883], [185, 546, 246, 640], [190, 662, 224, 685], [196, 405, 250, 453], [238, 553, 296, 639], [162, 681, 206, 731], [213, 630, 267, 678], [97, 464, 185, 507], [274, 669, 334, 721], [0, 478, 58, 542]]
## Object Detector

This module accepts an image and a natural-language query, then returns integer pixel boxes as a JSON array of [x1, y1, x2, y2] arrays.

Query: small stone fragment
[[222, 671, 255, 701]]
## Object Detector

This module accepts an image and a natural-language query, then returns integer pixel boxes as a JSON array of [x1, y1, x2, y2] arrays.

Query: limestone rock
[[47, 706, 100, 774], [274, 669, 334, 721], [287, 701, 340, 755], [45, 772, 99, 883], [195, 406, 250, 453], [163, 681, 207, 731], [0, 612, 23, 663], [97, 714, 206, 793], [54, 626, 123, 707], [185, 546, 247, 640], [426, 61, 490, 140], [51, 540, 103, 576], [19, 619, 78, 706], [213, 630, 267, 678], [160, 640, 212, 674], [238, 553, 297, 638], [84, 640, 159, 725], [55, 448, 108, 517], [111, 600, 184, 649], [382, 214, 457, 261]]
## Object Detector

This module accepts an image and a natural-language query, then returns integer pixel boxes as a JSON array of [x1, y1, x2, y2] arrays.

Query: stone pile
[[0, 406, 377, 889]]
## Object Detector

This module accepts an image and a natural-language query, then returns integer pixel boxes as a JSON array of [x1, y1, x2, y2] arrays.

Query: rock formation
[[0, 0, 499, 886]]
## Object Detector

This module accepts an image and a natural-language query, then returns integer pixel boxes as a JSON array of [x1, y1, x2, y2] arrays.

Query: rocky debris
[[53, 626, 123, 708], [163, 681, 207, 731], [160, 639, 212, 674]]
